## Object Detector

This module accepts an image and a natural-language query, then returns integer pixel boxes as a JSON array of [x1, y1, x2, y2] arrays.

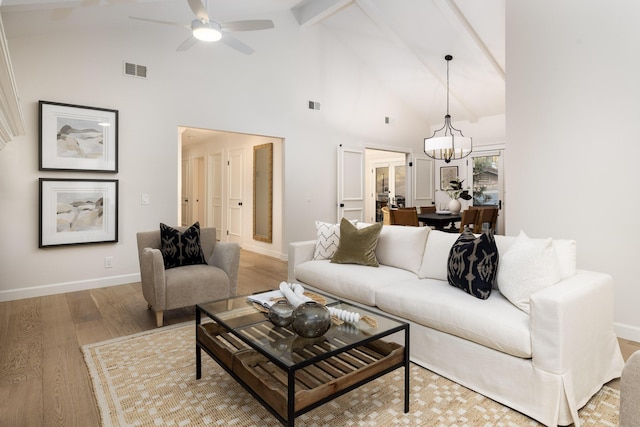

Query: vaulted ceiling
[[0, 0, 504, 126]]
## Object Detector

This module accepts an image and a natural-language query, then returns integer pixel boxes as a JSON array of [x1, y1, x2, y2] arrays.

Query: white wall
[[506, 1, 640, 341], [0, 10, 432, 300]]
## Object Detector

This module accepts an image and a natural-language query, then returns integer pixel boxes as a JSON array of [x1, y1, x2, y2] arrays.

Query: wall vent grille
[[123, 62, 147, 78]]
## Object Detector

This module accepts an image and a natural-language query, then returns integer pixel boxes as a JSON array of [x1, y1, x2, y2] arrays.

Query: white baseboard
[[241, 244, 287, 261], [615, 322, 640, 343], [0, 273, 141, 302]]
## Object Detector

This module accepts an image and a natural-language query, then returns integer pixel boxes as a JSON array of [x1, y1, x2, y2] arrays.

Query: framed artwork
[[39, 101, 118, 172], [39, 178, 118, 248], [440, 166, 458, 190]]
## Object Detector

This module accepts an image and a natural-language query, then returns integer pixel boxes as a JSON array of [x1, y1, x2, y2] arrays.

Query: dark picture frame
[[39, 178, 119, 248], [39, 101, 118, 172], [440, 165, 458, 190]]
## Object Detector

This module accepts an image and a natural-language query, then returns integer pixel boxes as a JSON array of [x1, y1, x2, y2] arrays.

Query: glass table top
[[197, 293, 407, 368]]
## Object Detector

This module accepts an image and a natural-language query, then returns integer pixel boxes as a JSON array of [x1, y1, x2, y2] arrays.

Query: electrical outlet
[[105, 256, 113, 268]]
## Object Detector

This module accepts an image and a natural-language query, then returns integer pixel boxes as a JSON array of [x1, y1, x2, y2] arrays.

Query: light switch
[[141, 193, 150, 205]]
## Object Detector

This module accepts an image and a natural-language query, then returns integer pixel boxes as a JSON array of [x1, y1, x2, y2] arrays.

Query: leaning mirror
[[253, 143, 273, 243]]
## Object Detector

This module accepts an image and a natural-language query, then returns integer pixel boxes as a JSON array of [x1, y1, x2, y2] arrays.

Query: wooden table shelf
[[196, 295, 409, 427]]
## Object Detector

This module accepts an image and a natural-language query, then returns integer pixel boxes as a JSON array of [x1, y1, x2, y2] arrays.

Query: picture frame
[[440, 166, 458, 190], [39, 101, 118, 172], [39, 178, 118, 248]]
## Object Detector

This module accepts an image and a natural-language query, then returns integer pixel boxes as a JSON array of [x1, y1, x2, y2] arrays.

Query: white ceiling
[[0, 0, 505, 127]]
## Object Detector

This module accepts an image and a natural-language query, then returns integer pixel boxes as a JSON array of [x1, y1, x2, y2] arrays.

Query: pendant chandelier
[[424, 55, 472, 163]]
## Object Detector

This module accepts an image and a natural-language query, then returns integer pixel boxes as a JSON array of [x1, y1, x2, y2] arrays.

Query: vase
[[268, 300, 295, 327], [291, 301, 332, 338], [448, 199, 462, 214]]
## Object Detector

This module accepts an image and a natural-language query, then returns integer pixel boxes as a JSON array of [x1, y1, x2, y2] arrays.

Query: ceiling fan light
[[192, 20, 222, 42]]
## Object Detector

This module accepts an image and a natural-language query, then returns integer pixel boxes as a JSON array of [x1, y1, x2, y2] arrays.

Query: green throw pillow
[[330, 218, 382, 267]]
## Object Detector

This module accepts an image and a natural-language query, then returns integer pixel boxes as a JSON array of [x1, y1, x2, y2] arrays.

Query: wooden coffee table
[[196, 294, 410, 426]]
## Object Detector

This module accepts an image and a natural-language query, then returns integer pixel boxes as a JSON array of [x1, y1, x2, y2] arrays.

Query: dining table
[[417, 212, 461, 232]]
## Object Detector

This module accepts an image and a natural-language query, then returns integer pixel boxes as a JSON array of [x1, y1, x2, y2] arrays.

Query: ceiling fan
[[130, 0, 275, 55]]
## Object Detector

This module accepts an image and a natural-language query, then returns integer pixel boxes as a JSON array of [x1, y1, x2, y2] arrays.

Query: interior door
[[413, 156, 434, 210], [181, 159, 190, 226], [337, 146, 365, 222], [191, 156, 205, 225], [467, 150, 505, 233], [207, 152, 223, 236], [227, 148, 244, 244]]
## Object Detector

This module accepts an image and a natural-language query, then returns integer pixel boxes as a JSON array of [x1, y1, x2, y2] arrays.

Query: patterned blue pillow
[[160, 222, 207, 269], [447, 229, 499, 299]]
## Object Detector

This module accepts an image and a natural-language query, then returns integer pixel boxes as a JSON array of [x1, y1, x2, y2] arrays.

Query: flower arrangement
[[445, 178, 472, 201]]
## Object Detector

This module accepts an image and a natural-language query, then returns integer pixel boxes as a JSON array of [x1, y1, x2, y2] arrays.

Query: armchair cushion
[[160, 222, 207, 269]]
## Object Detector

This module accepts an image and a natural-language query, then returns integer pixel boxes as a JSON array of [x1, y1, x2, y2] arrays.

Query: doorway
[[337, 147, 434, 224], [179, 127, 283, 257]]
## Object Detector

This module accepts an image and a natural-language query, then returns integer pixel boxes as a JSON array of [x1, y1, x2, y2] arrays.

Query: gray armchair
[[136, 226, 240, 327]]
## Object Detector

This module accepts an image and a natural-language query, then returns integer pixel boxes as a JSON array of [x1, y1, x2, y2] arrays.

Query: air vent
[[123, 62, 147, 79], [308, 100, 320, 110]]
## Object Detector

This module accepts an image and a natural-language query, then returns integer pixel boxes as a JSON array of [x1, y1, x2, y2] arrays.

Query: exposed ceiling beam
[[291, 0, 354, 28], [433, 0, 505, 80]]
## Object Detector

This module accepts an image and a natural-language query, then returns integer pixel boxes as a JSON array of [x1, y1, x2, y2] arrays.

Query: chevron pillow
[[313, 219, 357, 260]]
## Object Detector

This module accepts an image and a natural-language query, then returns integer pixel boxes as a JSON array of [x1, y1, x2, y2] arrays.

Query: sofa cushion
[[418, 230, 460, 280], [313, 219, 357, 260], [375, 279, 532, 358], [497, 231, 561, 313], [295, 260, 417, 306], [160, 222, 207, 269], [447, 229, 499, 299], [495, 233, 576, 280], [331, 218, 382, 267], [375, 225, 430, 274]]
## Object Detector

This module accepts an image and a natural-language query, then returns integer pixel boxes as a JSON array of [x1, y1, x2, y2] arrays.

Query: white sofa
[[288, 225, 624, 427]]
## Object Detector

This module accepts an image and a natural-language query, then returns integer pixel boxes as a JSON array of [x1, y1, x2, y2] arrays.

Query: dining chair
[[390, 207, 420, 226], [473, 207, 498, 233], [381, 206, 391, 225], [420, 206, 436, 214], [459, 209, 479, 233]]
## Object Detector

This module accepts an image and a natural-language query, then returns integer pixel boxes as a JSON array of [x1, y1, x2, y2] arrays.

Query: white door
[[191, 156, 205, 225], [337, 146, 365, 222], [466, 150, 505, 234], [207, 153, 223, 237], [181, 159, 190, 226], [413, 156, 435, 210], [227, 148, 244, 244]]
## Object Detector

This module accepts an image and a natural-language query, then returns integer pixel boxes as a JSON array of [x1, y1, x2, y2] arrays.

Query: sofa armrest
[[288, 240, 316, 282], [530, 270, 622, 374], [140, 248, 167, 309], [209, 242, 240, 297]]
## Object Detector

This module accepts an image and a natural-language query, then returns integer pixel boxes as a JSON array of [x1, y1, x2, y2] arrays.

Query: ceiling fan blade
[[220, 35, 254, 55], [177, 36, 198, 52], [129, 16, 189, 29], [187, 0, 209, 22], [221, 20, 275, 32]]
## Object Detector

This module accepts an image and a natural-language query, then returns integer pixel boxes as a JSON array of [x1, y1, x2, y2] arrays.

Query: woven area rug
[[82, 323, 619, 427]]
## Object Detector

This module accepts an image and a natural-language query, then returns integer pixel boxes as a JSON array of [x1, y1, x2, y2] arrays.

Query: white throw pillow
[[375, 225, 430, 274], [313, 220, 357, 260], [497, 231, 561, 313]]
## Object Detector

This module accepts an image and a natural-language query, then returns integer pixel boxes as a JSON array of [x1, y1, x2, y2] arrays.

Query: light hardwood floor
[[0, 250, 638, 426]]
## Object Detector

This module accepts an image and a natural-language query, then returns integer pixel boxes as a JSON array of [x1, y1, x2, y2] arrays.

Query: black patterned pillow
[[447, 229, 499, 299], [160, 222, 207, 269]]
